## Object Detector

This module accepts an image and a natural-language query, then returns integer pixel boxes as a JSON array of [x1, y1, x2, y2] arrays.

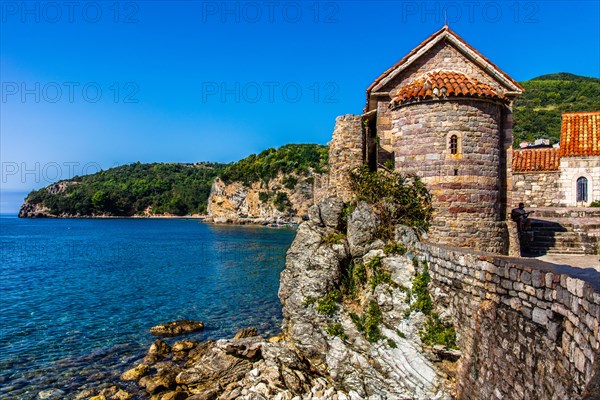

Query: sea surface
[[0, 215, 296, 399]]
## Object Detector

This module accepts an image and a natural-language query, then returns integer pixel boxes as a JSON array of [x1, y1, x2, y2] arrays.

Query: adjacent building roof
[[365, 26, 524, 112], [558, 111, 600, 157], [513, 148, 560, 172], [389, 70, 507, 107]]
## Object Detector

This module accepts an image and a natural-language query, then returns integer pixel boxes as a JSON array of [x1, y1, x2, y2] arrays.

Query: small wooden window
[[450, 135, 458, 154]]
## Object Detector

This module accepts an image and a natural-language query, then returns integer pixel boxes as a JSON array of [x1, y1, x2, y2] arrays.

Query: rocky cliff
[[206, 173, 329, 224], [18, 182, 77, 218]]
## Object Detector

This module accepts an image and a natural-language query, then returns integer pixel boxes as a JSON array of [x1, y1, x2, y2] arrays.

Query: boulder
[[347, 201, 379, 257], [150, 320, 204, 336], [37, 389, 65, 399], [172, 340, 197, 352], [143, 370, 178, 395], [318, 197, 345, 230], [233, 327, 259, 339], [121, 363, 150, 381], [148, 339, 172, 357]]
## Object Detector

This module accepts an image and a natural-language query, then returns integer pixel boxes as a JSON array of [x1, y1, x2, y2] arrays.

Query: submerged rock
[[37, 389, 65, 399], [150, 320, 204, 337], [233, 327, 259, 339]]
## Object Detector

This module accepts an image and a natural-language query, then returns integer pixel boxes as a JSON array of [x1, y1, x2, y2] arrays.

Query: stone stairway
[[520, 211, 600, 255]]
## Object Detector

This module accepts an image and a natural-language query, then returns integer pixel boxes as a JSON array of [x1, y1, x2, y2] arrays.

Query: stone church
[[328, 26, 525, 254], [513, 111, 600, 207]]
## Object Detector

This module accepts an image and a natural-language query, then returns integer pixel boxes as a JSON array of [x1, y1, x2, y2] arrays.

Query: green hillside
[[219, 143, 329, 185], [513, 73, 600, 146], [23, 162, 226, 217], [21, 144, 328, 217]]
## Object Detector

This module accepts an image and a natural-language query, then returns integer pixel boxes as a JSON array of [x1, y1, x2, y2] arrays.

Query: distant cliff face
[[18, 182, 77, 218], [206, 173, 329, 224]]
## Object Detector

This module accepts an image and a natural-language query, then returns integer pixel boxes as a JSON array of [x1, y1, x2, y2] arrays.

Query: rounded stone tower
[[389, 70, 510, 253]]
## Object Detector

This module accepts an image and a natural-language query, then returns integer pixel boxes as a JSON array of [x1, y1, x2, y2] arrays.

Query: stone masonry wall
[[417, 242, 600, 400], [328, 114, 364, 202], [391, 99, 508, 253], [513, 171, 561, 208]]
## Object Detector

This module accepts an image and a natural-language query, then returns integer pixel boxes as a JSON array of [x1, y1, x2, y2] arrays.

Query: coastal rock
[[37, 389, 65, 399], [143, 369, 178, 395], [318, 197, 345, 230], [172, 340, 197, 353], [206, 171, 327, 225], [278, 197, 454, 398], [347, 201, 379, 257], [156, 391, 188, 400], [150, 320, 204, 337], [233, 327, 259, 339], [121, 363, 150, 381], [18, 202, 52, 218]]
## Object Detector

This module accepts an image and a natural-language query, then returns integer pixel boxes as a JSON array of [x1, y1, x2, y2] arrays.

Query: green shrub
[[326, 322, 347, 340], [591, 200, 600, 207], [302, 296, 316, 307], [316, 290, 342, 316], [387, 338, 397, 348], [258, 191, 270, 203], [323, 232, 347, 245], [282, 176, 299, 189], [366, 256, 398, 292], [353, 262, 367, 285], [364, 300, 383, 342], [409, 261, 432, 314], [419, 314, 457, 349], [349, 166, 433, 238], [384, 242, 406, 255], [273, 191, 291, 212], [351, 301, 384, 343]]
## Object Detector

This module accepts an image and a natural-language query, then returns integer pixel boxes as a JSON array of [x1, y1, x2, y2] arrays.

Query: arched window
[[450, 135, 458, 154], [576, 177, 588, 202]]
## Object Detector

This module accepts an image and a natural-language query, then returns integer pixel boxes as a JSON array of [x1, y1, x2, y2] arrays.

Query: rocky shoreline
[[67, 197, 459, 400]]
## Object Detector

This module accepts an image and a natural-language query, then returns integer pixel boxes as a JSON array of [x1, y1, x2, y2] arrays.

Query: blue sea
[[0, 215, 296, 399]]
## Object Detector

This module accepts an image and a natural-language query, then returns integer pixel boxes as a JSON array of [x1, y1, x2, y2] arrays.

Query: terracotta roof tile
[[365, 26, 524, 112], [558, 111, 600, 157], [390, 70, 506, 106], [513, 148, 560, 172]]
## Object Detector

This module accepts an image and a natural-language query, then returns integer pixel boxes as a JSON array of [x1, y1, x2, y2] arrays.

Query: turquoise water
[[0, 215, 296, 399]]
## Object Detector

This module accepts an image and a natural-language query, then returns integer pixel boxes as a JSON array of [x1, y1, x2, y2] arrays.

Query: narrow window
[[450, 135, 458, 154], [454, 169, 458, 176], [576, 177, 588, 202]]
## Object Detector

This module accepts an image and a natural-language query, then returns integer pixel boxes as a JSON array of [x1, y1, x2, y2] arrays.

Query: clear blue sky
[[1, 0, 599, 212]]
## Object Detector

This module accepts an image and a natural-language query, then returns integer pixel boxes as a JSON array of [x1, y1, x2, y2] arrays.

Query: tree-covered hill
[[513, 73, 600, 146], [20, 144, 329, 218], [219, 144, 329, 185], [22, 162, 226, 217]]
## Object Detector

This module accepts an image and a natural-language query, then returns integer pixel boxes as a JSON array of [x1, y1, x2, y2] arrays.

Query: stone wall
[[390, 99, 508, 253], [327, 114, 364, 202], [559, 156, 600, 206], [417, 242, 600, 400], [512, 171, 561, 208]]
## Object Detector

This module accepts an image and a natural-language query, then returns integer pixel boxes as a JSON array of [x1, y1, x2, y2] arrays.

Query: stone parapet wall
[[417, 242, 600, 400], [512, 171, 561, 208], [328, 114, 364, 202]]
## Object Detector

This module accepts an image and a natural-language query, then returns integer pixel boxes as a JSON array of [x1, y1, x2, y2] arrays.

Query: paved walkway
[[526, 254, 600, 272]]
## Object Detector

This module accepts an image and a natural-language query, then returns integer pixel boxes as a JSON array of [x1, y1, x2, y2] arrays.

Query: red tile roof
[[512, 148, 560, 172], [365, 26, 524, 112], [390, 70, 506, 106], [558, 111, 600, 157]]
